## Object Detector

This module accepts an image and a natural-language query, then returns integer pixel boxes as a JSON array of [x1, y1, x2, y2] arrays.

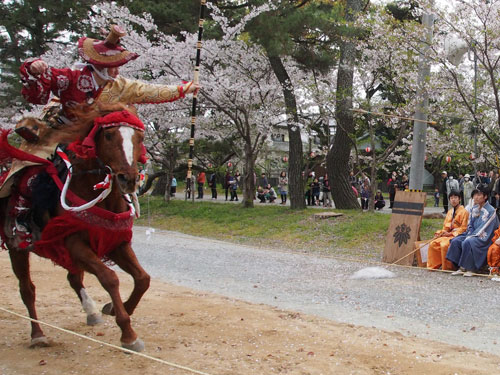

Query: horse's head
[[67, 108, 147, 194], [94, 111, 147, 194]]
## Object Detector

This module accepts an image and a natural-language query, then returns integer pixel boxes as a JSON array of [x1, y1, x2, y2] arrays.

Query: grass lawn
[[136, 197, 443, 261]]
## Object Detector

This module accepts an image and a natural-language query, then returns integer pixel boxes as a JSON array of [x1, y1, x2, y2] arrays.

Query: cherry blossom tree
[[199, 38, 285, 207], [424, 0, 500, 169]]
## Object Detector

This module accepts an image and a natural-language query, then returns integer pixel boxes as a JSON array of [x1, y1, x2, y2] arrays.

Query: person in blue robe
[[447, 184, 499, 276]]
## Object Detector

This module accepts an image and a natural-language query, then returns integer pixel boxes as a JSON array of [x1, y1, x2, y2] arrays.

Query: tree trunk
[[369, 165, 377, 212], [152, 174, 168, 196], [267, 54, 305, 210], [242, 143, 255, 208], [328, 129, 359, 208], [139, 171, 166, 196], [327, 0, 363, 209]]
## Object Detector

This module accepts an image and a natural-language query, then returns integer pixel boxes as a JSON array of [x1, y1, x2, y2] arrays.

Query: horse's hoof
[[121, 338, 145, 352], [29, 336, 50, 348], [102, 302, 114, 316], [87, 313, 104, 326]]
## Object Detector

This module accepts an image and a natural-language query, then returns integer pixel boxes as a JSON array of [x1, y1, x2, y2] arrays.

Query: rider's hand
[[30, 60, 48, 76], [184, 81, 200, 95]]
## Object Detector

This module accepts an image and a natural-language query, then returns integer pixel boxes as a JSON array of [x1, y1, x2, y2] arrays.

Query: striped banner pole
[[186, 0, 206, 201]]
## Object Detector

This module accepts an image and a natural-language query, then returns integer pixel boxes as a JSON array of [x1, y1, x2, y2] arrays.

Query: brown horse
[[0, 104, 150, 351]]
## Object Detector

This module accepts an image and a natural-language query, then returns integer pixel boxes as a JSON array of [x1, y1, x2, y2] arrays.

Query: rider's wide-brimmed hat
[[78, 25, 139, 68]]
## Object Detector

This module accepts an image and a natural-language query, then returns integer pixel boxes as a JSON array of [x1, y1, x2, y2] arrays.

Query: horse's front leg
[[66, 271, 103, 326], [8, 250, 49, 347], [102, 242, 150, 317], [65, 234, 144, 352]]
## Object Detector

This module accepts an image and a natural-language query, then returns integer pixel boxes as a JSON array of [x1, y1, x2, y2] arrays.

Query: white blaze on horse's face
[[119, 127, 135, 166]]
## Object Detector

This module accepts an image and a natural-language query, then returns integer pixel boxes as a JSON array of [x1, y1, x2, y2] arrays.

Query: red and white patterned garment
[[20, 59, 101, 108], [20, 58, 187, 112]]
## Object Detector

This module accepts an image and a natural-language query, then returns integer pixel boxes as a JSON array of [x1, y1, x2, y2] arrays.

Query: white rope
[[0, 306, 214, 375], [57, 148, 114, 212]]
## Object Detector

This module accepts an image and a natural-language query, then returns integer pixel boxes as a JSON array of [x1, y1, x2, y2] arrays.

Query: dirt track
[[1, 252, 500, 375]]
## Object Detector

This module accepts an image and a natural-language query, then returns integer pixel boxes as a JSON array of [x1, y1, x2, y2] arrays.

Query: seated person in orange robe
[[487, 226, 500, 277], [427, 190, 469, 270]]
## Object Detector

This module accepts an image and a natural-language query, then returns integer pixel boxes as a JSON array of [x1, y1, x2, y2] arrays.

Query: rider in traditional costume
[[1, 25, 197, 246], [19, 25, 195, 125]]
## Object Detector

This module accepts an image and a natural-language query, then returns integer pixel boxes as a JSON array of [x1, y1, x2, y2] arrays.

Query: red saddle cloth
[[34, 207, 134, 274]]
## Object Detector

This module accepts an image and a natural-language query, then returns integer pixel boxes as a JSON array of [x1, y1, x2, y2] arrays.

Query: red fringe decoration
[[34, 210, 133, 274]]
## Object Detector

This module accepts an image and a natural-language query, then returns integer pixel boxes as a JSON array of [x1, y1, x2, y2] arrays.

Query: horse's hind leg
[[67, 236, 144, 351], [66, 271, 103, 326], [8, 250, 49, 347], [102, 243, 150, 316]]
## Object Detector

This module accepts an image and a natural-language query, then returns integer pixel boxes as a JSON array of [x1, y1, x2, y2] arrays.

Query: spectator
[[463, 174, 474, 208], [349, 171, 359, 192], [196, 171, 206, 199], [473, 170, 485, 186], [441, 171, 449, 214], [433, 188, 440, 207], [360, 179, 371, 210], [388, 172, 398, 209], [311, 178, 321, 206], [322, 173, 333, 207], [447, 184, 499, 276], [305, 173, 313, 206], [257, 186, 267, 203], [186, 175, 192, 199], [170, 177, 177, 197], [361, 172, 370, 185], [278, 171, 288, 205], [400, 174, 409, 191], [487, 224, 500, 277], [487, 170, 494, 185], [458, 173, 465, 205], [259, 173, 268, 189], [208, 172, 217, 200], [446, 176, 459, 204], [490, 172, 499, 208], [230, 172, 239, 201], [352, 185, 359, 198], [374, 190, 385, 210], [224, 171, 231, 201], [427, 190, 469, 270], [495, 174, 500, 211], [267, 184, 277, 203]]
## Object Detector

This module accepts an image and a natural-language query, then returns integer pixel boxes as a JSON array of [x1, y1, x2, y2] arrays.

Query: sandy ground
[[1, 252, 500, 375]]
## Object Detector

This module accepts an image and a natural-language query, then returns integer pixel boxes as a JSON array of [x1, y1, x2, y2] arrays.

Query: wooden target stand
[[383, 190, 427, 266]]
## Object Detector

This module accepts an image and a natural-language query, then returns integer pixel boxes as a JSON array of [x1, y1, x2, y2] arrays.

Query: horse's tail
[[0, 129, 49, 166]]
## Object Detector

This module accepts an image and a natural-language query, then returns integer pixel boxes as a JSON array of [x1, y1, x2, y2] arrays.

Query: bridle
[[60, 115, 147, 216]]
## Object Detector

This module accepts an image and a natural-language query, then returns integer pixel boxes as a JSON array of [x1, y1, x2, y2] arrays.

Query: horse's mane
[[56, 103, 138, 144]]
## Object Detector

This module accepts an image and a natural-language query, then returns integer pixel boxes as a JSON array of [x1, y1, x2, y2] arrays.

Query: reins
[[55, 147, 138, 217], [56, 147, 115, 212]]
